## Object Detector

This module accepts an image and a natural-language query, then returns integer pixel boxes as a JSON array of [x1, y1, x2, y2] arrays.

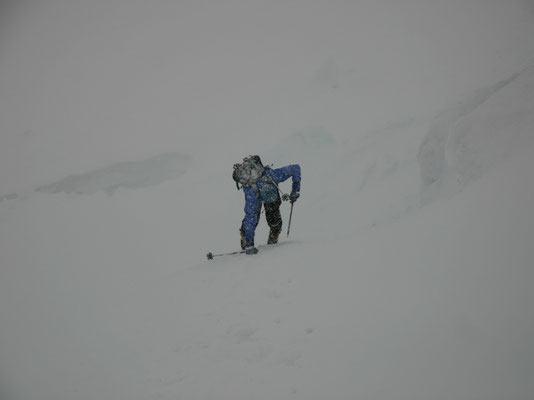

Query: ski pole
[[206, 250, 245, 260], [287, 202, 294, 237]]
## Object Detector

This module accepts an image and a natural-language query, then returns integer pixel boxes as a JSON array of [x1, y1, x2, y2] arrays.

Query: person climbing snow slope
[[232, 155, 301, 255]]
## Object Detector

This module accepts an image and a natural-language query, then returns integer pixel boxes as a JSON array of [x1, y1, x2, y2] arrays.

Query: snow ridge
[[418, 62, 534, 204]]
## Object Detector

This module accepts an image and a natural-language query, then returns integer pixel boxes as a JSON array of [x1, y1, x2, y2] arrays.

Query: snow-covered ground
[[1, 1, 533, 399]]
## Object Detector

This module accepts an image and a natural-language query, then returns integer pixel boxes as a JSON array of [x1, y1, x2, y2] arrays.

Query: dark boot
[[268, 229, 280, 245], [240, 227, 247, 250]]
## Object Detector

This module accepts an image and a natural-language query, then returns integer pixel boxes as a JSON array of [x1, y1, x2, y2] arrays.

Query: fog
[[1, 1, 533, 399]]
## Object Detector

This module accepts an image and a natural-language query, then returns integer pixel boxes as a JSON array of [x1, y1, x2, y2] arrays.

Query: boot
[[268, 229, 280, 245], [245, 246, 258, 255], [240, 228, 247, 250]]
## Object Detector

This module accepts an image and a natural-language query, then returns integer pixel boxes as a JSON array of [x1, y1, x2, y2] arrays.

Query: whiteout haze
[[1, 1, 533, 399]]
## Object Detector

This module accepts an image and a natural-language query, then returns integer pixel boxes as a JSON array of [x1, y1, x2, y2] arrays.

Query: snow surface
[[1, 1, 534, 399]]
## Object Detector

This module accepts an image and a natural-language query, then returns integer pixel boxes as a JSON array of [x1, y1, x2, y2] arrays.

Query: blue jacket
[[242, 164, 301, 247]]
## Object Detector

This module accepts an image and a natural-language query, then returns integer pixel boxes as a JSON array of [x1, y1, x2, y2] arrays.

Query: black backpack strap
[[264, 173, 279, 188], [251, 183, 260, 198]]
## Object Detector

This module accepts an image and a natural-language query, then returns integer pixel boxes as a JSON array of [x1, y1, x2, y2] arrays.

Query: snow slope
[[1, 1, 534, 399]]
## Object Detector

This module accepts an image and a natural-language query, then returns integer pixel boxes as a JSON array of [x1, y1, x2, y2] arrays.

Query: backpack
[[232, 156, 265, 187], [233, 156, 280, 203]]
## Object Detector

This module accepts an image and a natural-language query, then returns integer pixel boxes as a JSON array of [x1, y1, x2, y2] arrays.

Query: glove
[[289, 189, 300, 203], [245, 246, 258, 255]]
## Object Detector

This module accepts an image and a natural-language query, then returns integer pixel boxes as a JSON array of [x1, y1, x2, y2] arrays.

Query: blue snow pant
[[240, 198, 282, 250]]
